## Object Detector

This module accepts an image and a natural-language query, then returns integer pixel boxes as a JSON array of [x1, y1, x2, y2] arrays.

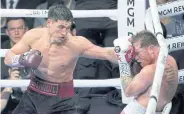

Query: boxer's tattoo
[[165, 64, 176, 82], [121, 76, 133, 91], [164, 64, 177, 95]]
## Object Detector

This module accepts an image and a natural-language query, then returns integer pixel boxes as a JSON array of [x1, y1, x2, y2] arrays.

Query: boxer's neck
[[48, 34, 69, 46], [49, 37, 68, 46]]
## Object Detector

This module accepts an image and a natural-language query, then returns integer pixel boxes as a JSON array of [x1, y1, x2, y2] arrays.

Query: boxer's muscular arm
[[80, 37, 118, 64], [124, 65, 154, 97], [4, 29, 41, 65]]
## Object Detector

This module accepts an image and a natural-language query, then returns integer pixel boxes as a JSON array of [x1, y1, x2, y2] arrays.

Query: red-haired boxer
[[114, 30, 178, 114]]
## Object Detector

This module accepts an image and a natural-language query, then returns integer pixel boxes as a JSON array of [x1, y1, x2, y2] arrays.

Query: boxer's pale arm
[[124, 66, 154, 97], [121, 76, 134, 94], [83, 46, 118, 64], [0, 88, 13, 112], [4, 40, 31, 66], [80, 37, 118, 64], [4, 29, 39, 66]]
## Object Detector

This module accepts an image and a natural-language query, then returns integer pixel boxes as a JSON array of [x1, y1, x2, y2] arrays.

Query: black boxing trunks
[[12, 76, 84, 114]]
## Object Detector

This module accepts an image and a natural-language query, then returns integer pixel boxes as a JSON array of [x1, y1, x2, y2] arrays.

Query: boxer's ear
[[47, 19, 53, 27]]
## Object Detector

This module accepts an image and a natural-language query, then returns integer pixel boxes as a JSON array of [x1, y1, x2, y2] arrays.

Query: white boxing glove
[[114, 37, 135, 103], [113, 36, 135, 63], [113, 36, 135, 76]]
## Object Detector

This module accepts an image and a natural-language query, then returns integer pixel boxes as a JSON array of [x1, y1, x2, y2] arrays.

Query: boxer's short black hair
[[70, 21, 76, 31], [48, 4, 73, 22]]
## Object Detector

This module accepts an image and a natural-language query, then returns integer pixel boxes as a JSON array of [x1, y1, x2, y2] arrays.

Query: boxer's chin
[[50, 38, 65, 45]]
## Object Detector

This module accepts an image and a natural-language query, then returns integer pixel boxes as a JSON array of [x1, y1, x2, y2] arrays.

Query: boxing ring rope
[[0, 0, 184, 18], [0, 9, 117, 18], [146, 0, 168, 113], [145, 10, 184, 114], [0, 78, 121, 88], [0, 0, 184, 114]]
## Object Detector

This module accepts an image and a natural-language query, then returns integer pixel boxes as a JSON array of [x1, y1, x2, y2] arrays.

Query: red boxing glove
[[124, 46, 135, 63]]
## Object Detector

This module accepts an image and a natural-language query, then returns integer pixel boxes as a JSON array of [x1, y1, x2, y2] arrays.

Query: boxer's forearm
[[105, 47, 118, 64], [121, 76, 133, 97], [82, 46, 118, 64]]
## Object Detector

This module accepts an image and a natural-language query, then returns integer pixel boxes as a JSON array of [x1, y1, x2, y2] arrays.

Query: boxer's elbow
[[125, 85, 135, 97], [125, 84, 144, 97], [125, 88, 133, 97], [4, 54, 9, 65]]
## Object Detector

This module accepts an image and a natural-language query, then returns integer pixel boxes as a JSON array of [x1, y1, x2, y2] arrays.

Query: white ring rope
[[0, 78, 121, 88], [146, 0, 168, 113], [145, 9, 155, 34], [0, 0, 183, 18], [0, 69, 184, 87], [1, 35, 183, 58], [0, 9, 117, 18]]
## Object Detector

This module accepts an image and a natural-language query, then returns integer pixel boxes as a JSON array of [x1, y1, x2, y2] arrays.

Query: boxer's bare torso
[[31, 28, 82, 82], [136, 56, 178, 112], [8, 28, 94, 82], [6, 27, 117, 83]]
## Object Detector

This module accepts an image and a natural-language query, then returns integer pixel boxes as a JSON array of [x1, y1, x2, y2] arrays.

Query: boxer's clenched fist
[[11, 50, 43, 69]]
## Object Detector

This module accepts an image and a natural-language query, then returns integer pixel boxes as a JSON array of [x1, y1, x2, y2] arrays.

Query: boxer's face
[[47, 19, 71, 43], [133, 41, 153, 67], [6, 19, 28, 44]]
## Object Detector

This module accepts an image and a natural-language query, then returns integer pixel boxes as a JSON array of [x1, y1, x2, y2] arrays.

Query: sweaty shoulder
[[75, 36, 91, 43], [165, 55, 178, 76], [141, 55, 177, 76], [69, 36, 95, 55], [167, 55, 177, 66], [141, 64, 155, 75], [73, 36, 94, 49], [22, 28, 45, 45]]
